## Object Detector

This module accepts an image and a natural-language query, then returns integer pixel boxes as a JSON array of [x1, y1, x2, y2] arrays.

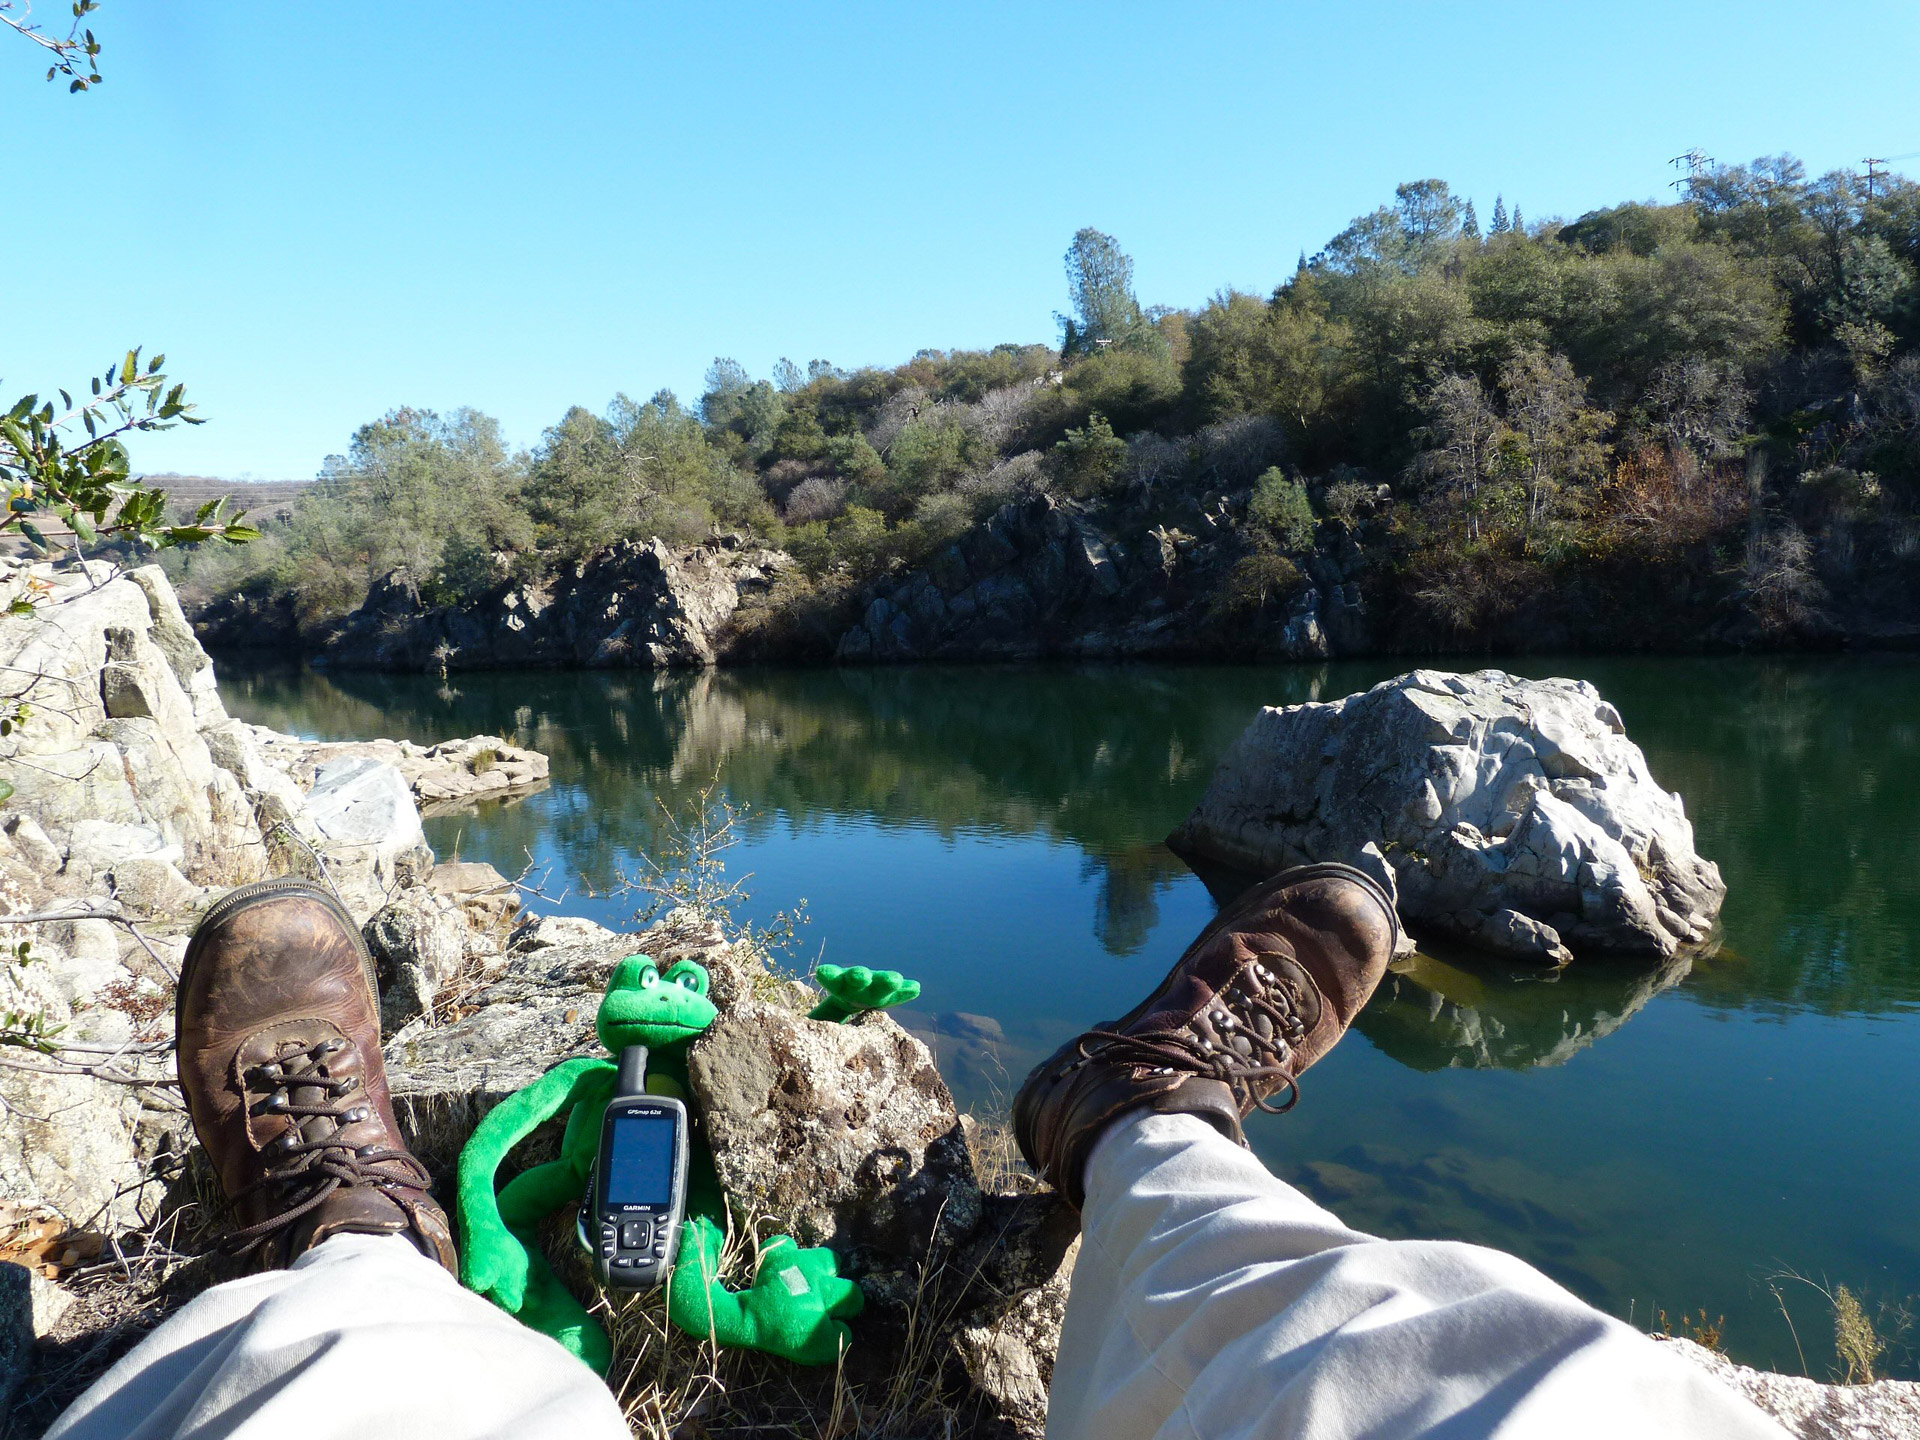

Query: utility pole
[[1670, 149, 1711, 199], [1863, 157, 1887, 199]]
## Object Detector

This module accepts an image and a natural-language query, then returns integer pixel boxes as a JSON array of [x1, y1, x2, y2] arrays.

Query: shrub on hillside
[[1249, 468, 1318, 551]]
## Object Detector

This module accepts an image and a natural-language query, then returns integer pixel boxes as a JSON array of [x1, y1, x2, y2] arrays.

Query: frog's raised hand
[[809, 963, 921, 1022]]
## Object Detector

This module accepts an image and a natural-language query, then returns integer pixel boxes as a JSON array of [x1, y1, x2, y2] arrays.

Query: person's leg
[[1047, 1111, 1783, 1440], [47, 880, 626, 1440], [1015, 864, 1786, 1440], [46, 1234, 628, 1440]]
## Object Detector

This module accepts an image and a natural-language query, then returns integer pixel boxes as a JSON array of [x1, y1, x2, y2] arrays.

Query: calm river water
[[216, 655, 1920, 1380]]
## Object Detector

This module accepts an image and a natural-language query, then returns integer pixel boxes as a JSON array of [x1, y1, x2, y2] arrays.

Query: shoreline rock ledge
[[1168, 669, 1726, 966]]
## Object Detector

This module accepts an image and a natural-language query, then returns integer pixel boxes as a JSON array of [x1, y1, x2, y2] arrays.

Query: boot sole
[[176, 877, 379, 1038], [1106, 861, 1400, 1036]]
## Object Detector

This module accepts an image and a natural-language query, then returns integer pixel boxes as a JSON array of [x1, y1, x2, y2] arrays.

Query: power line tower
[[1863, 157, 1888, 199], [1670, 149, 1712, 200]]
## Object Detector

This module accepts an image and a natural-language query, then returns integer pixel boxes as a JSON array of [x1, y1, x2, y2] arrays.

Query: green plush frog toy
[[455, 954, 920, 1375]]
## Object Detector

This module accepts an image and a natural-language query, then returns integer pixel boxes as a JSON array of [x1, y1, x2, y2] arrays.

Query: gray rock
[[0, 965, 143, 1229], [246, 728, 548, 817], [688, 1001, 981, 1264], [303, 756, 431, 911], [1657, 1335, 1920, 1440], [365, 894, 472, 1031], [3, 817, 61, 877], [124, 565, 228, 728], [938, 1192, 1079, 1437], [1170, 670, 1725, 963], [107, 856, 202, 919], [508, 912, 618, 953], [315, 537, 789, 672], [0, 564, 268, 889], [0, 1259, 75, 1422]]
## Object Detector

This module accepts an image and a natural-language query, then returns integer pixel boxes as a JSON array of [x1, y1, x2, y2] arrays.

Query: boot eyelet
[[265, 1092, 289, 1112], [344, 1107, 370, 1125]]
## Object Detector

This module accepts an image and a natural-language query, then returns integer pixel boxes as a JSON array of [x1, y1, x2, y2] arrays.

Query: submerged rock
[[1169, 669, 1725, 964]]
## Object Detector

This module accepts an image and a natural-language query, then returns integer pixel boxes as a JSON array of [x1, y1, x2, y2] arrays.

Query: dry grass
[[527, 1197, 1026, 1440]]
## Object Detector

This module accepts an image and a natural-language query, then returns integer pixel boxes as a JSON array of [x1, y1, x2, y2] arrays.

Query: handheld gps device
[[576, 1045, 689, 1290]]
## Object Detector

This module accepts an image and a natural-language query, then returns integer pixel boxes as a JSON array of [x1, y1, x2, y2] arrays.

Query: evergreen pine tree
[[1490, 195, 1509, 233], [1511, 205, 1524, 234], [1461, 199, 1481, 239]]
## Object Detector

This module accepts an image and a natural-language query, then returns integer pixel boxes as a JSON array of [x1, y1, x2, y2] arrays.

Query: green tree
[[1, 0, 102, 91], [1496, 346, 1610, 533], [524, 405, 624, 557], [1413, 373, 1502, 539], [1053, 412, 1127, 498], [2, 351, 256, 563], [1058, 228, 1163, 358]]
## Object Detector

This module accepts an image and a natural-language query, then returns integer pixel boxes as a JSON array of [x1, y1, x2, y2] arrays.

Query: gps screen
[[604, 1112, 676, 1207]]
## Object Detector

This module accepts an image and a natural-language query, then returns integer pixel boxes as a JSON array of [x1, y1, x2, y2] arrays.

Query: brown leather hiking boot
[[1014, 862, 1400, 1208], [175, 879, 456, 1271]]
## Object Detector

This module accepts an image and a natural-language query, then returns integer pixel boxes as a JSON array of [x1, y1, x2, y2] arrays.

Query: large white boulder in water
[[1169, 669, 1725, 965]]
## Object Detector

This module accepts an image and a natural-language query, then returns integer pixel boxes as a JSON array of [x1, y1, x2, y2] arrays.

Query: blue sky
[[6, 2, 1918, 480]]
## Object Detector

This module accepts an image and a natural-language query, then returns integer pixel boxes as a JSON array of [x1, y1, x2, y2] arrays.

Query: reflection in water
[[1360, 951, 1694, 1071], [222, 655, 1920, 1015], [219, 654, 1920, 1379]]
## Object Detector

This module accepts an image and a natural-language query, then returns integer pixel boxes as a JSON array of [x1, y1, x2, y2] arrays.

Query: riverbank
[[180, 487, 1920, 677]]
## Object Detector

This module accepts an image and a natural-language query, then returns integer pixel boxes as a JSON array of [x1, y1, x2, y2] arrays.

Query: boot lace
[[223, 1037, 430, 1256], [1077, 960, 1312, 1114]]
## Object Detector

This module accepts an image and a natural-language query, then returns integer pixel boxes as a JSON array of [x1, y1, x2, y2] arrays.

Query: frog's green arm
[[456, 1056, 614, 1306], [808, 964, 921, 1024]]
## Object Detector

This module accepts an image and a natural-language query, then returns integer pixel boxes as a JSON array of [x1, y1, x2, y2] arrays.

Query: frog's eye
[[663, 962, 709, 996], [608, 954, 660, 994]]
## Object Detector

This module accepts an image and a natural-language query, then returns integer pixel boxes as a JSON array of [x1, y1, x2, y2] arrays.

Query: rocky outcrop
[[1170, 670, 1726, 965], [246, 729, 547, 816], [204, 535, 793, 671], [0, 560, 270, 895], [835, 493, 1370, 663], [0, 560, 548, 1317]]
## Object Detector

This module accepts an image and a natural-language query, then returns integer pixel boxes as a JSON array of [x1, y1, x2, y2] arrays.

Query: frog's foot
[[735, 1235, 863, 1365], [809, 964, 921, 1023]]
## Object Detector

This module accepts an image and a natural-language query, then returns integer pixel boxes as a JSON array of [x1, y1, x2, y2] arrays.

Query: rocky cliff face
[[836, 494, 1369, 663], [197, 534, 792, 670], [188, 499, 1379, 671]]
